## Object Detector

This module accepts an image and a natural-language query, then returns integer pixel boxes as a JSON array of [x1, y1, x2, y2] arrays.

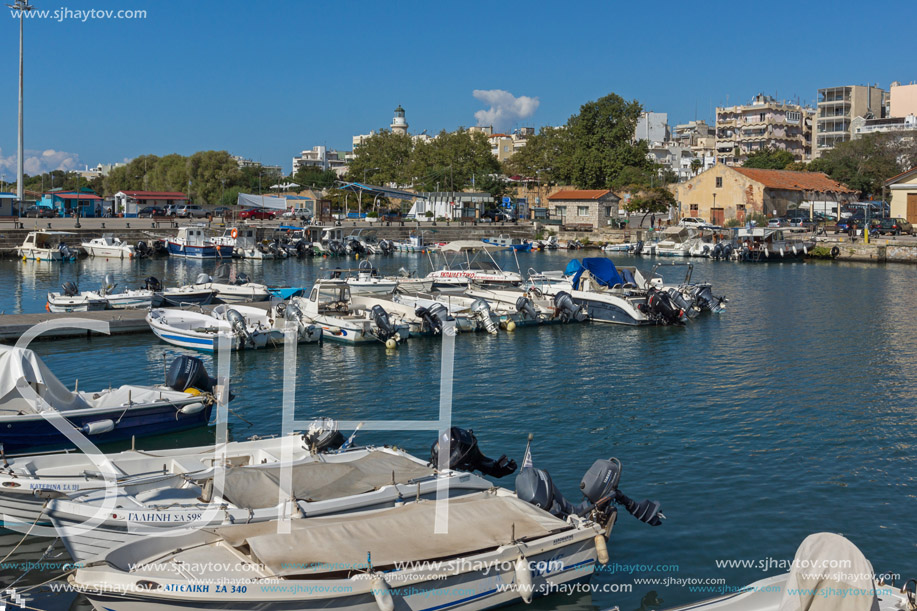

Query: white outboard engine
[[58, 242, 74, 259], [224, 308, 255, 348], [143, 276, 163, 292], [415, 303, 452, 335], [101, 274, 117, 296], [515, 458, 664, 529], [61, 281, 79, 297], [370, 305, 398, 342], [515, 296, 538, 320], [430, 427, 517, 478], [166, 355, 216, 394], [470, 298, 499, 335], [195, 273, 212, 285], [553, 291, 587, 322]]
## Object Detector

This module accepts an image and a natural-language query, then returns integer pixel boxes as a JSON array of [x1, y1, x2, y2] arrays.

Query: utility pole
[[10, 0, 34, 208]]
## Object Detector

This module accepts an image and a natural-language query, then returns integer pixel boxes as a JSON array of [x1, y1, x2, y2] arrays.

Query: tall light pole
[[10, 0, 34, 207]]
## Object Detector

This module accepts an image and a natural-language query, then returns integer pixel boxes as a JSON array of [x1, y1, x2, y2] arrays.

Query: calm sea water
[[1, 251, 915, 610]]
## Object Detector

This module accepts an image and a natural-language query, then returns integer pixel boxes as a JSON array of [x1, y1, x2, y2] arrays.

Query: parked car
[[679, 216, 711, 228], [238, 208, 277, 220], [23, 205, 56, 218], [873, 217, 914, 235], [137, 206, 165, 218], [210, 206, 233, 218], [767, 218, 788, 228], [835, 217, 864, 234], [174, 204, 208, 218], [481, 209, 515, 222], [786, 216, 816, 230]]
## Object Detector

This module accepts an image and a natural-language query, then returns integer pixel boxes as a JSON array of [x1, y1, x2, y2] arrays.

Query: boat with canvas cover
[[49, 431, 516, 561], [0, 349, 215, 455], [425, 240, 523, 288], [69, 454, 663, 611], [192, 266, 271, 303], [659, 532, 911, 611], [0, 428, 337, 528]]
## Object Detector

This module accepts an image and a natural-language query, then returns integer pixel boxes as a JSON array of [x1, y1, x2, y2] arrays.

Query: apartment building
[[292, 146, 348, 175], [673, 120, 716, 172], [715, 94, 813, 165], [812, 85, 885, 158]]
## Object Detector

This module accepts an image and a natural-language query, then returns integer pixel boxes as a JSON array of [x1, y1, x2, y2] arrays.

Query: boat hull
[[166, 242, 233, 259], [17, 248, 65, 261], [83, 246, 135, 259], [572, 293, 648, 326]]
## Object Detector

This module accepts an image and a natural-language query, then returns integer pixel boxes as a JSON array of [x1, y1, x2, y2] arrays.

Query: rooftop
[[548, 189, 613, 200], [732, 168, 856, 193], [118, 190, 189, 199]]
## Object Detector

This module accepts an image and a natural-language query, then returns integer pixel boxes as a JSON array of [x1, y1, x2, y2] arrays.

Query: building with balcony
[[292, 146, 348, 176], [673, 120, 716, 172], [851, 114, 917, 139], [812, 85, 885, 158], [715, 94, 814, 166]]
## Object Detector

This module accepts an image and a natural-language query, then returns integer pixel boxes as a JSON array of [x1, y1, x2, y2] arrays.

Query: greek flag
[[522, 433, 533, 468]]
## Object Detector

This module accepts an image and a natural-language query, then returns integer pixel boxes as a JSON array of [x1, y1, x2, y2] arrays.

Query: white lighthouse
[[390, 105, 408, 135]]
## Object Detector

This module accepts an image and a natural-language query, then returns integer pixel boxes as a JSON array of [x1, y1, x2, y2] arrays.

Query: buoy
[[514, 556, 533, 603], [506, 320, 516, 332], [230, 228, 238, 239], [355, 254, 359, 260], [385, 338, 397, 349], [371, 576, 395, 611], [594, 534, 610, 565]]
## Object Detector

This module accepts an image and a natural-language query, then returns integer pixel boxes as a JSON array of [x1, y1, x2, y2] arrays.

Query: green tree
[[743, 148, 796, 170], [411, 129, 501, 192], [502, 126, 572, 184], [808, 133, 909, 197], [690, 158, 703, 176], [346, 129, 414, 186], [623, 186, 676, 218], [292, 167, 337, 190]]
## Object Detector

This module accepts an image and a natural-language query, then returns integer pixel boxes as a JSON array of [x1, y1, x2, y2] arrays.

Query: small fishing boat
[[484, 234, 532, 251], [392, 232, 427, 252], [70, 453, 663, 611], [293, 278, 408, 345], [0, 349, 216, 454], [167, 226, 233, 259], [731, 227, 814, 262], [425, 240, 523, 288], [16, 231, 78, 261], [140, 277, 215, 307], [147, 307, 281, 351], [212, 303, 322, 344], [80, 235, 137, 259], [193, 267, 271, 303], [345, 261, 399, 295], [46, 282, 108, 312], [601, 242, 634, 252]]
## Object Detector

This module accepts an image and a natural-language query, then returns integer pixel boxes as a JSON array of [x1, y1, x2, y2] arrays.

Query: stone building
[[546, 189, 620, 228], [675, 166, 855, 224]]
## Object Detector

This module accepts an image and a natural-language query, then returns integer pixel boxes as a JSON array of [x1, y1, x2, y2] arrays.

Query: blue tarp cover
[[268, 287, 307, 299], [566, 258, 624, 289]]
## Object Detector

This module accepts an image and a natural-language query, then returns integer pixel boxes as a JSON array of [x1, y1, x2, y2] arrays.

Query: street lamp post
[[9, 0, 34, 215]]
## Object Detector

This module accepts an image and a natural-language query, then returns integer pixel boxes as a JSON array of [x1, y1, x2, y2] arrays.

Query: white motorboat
[[392, 232, 427, 252], [193, 268, 271, 303], [0, 349, 215, 457], [213, 227, 277, 259], [81, 235, 137, 259], [147, 307, 282, 352], [16, 231, 78, 261], [654, 226, 696, 257], [345, 261, 399, 295], [292, 279, 408, 345], [425, 240, 523, 288], [212, 303, 322, 344], [69, 456, 664, 611], [46, 282, 108, 312], [601, 242, 634, 252], [658, 532, 911, 611], [139, 277, 215, 307], [731, 227, 814, 262]]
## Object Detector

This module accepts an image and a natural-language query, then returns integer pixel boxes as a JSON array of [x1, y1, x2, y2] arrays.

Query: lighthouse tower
[[391, 105, 409, 135]]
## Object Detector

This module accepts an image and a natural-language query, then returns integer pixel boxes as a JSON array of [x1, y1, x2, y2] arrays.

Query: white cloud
[[473, 89, 540, 132], [0, 147, 82, 177]]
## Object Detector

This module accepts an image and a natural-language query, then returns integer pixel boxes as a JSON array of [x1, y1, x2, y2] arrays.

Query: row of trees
[[743, 133, 917, 198]]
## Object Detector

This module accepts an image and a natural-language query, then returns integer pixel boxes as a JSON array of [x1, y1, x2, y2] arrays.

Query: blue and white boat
[[0, 347, 216, 455], [484, 234, 532, 251], [167, 226, 233, 259]]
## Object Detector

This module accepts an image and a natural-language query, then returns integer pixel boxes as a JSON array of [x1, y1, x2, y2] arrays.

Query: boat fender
[[45, 302, 50, 312], [763, 247, 769, 258], [515, 556, 534, 603], [779, 248, 785, 257], [830, 246, 840, 258], [385, 338, 397, 349], [179, 402, 206, 415], [792, 245, 798, 255], [594, 534, 610, 565], [506, 320, 516, 332], [81, 420, 115, 435], [803, 246, 807, 255], [371, 575, 395, 611]]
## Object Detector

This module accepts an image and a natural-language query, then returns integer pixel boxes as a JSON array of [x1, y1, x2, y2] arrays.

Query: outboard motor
[[633, 240, 644, 256], [515, 458, 664, 528], [151, 240, 167, 255], [692, 284, 727, 313], [303, 418, 345, 453], [470, 298, 499, 335], [166, 355, 216, 394], [515, 296, 538, 320], [553, 291, 587, 322], [58, 243, 74, 259], [379, 239, 393, 255], [349, 239, 365, 255], [136, 241, 151, 257], [415, 303, 452, 335], [225, 308, 255, 348], [195, 273, 212, 285], [722, 243, 735, 259], [235, 272, 251, 285], [643, 287, 686, 325], [430, 427, 517, 478], [101, 274, 117, 296], [143, 276, 163, 292], [370, 305, 398, 342], [666, 288, 697, 319], [711, 242, 724, 260], [61, 281, 79, 297]]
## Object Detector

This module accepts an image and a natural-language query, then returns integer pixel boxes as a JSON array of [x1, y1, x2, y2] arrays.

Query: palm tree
[[690, 158, 703, 177]]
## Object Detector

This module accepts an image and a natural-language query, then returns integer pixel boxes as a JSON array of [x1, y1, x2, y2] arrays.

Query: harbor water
[[1, 251, 915, 610]]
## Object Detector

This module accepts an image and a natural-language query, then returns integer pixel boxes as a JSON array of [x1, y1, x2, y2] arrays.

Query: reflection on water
[[0, 253, 915, 610]]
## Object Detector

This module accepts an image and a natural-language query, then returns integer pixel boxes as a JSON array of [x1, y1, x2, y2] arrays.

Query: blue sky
[[1, 0, 914, 176]]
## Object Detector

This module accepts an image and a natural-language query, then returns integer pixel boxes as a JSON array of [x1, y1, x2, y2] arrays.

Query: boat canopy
[[439, 240, 504, 253], [566, 258, 625, 290]]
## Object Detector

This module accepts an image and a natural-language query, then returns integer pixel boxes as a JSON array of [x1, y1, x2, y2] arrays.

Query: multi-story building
[[812, 85, 885, 157], [889, 82, 917, 118], [715, 94, 813, 165], [851, 114, 917, 139], [635, 112, 669, 145], [673, 120, 716, 173], [291, 146, 347, 175], [232, 155, 283, 176], [74, 162, 124, 181]]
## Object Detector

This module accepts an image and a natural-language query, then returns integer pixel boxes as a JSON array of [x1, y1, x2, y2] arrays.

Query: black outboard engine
[[633, 240, 644, 256], [303, 418, 345, 453], [61, 281, 79, 297], [235, 272, 251, 285], [643, 287, 686, 325], [349, 239, 365, 255], [143, 276, 163, 292], [553, 291, 587, 322], [166, 355, 216, 394], [692, 284, 726, 313], [379, 239, 393, 255], [666, 288, 697, 319], [370, 305, 397, 341], [415, 303, 452, 335], [515, 458, 664, 528], [711, 242, 724, 260], [136, 241, 151, 257], [430, 427, 517, 478], [515, 296, 538, 320], [151, 240, 167, 255]]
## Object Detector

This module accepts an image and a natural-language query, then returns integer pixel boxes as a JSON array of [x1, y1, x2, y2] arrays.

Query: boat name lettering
[[164, 584, 210, 593], [126, 512, 203, 522], [28, 483, 79, 491]]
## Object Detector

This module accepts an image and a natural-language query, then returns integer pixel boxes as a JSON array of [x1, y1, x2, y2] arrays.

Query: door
[[736, 205, 746, 223], [907, 194, 917, 225], [710, 208, 725, 225]]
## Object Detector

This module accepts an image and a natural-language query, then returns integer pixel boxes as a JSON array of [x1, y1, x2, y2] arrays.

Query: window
[[605, 206, 614, 217], [690, 204, 699, 213], [737, 204, 746, 211], [555, 205, 566, 217], [759, 112, 765, 122], [715, 177, 723, 188], [577, 206, 589, 217]]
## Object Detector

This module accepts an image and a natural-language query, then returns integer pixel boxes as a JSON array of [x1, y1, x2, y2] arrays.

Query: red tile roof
[[47, 192, 102, 200], [731, 168, 855, 193], [548, 189, 612, 200], [885, 166, 917, 185], [120, 191, 188, 199]]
